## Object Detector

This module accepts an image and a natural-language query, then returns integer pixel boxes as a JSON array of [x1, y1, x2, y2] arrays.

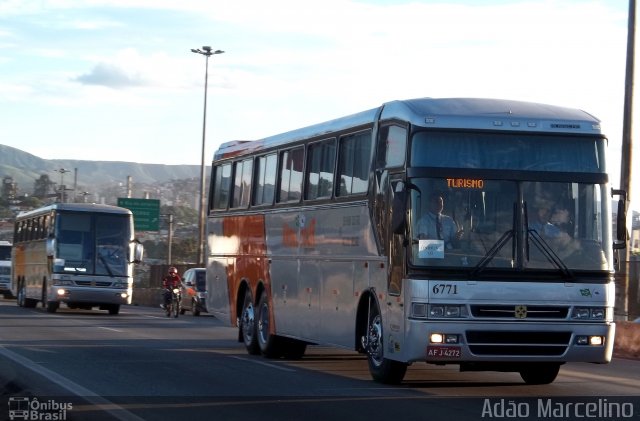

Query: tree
[[33, 175, 55, 199], [19, 196, 43, 208]]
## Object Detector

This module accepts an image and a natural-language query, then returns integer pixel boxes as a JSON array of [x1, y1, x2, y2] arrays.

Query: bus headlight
[[572, 307, 606, 320], [54, 280, 73, 286], [428, 304, 468, 319], [411, 302, 428, 318], [430, 333, 459, 344], [576, 335, 604, 346]]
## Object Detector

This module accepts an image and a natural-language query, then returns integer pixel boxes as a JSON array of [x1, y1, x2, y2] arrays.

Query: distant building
[[1, 176, 17, 202]]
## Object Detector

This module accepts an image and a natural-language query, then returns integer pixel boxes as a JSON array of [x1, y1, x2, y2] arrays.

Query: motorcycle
[[163, 287, 181, 318]]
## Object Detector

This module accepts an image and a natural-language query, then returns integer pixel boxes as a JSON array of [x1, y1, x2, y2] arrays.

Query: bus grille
[[470, 305, 569, 319], [465, 331, 571, 356], [74, 281, 113, 287]]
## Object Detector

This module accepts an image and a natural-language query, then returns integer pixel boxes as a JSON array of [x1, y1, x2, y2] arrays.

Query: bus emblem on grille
[[515, 305, 527, 319]]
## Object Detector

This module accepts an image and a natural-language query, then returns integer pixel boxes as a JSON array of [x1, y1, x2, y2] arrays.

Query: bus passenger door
[[374, 124, 408, 296], [386, 175, 406, 296], [375, 169, 405, 296]]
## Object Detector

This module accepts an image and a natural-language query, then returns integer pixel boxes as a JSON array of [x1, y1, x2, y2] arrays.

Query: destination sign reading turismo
[[447, 178, 484, 189]]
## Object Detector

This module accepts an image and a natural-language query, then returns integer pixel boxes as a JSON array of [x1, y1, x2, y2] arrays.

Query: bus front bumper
[[48, 287, 133, 305], [400, 320, 615, 365]]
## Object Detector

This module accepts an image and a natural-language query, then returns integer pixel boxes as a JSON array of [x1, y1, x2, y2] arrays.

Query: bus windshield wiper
[[527, 229, 575, 279], [524, 203, 575, 280], [470, 203, 517, 279], [469, 229, 514, 278], [98, 253, 115, 277]]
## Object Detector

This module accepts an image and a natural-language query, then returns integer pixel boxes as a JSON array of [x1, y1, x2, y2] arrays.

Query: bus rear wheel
[[363, 299, 407, 384], [257, 293, 284, 358], [17, 284, 37, 308], [241, 288, 260, 355]]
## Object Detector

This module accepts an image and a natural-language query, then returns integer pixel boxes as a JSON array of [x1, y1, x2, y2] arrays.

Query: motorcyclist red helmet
[[168, 266, 178, 274]]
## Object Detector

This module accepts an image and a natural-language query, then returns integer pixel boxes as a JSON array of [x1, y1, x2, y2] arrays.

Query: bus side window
[[231, 159, 253, 209], [278, 147, 304, 203], [305, 139, 336, 200], [253, 153, 277, 206], [377, 125, 407, 169], [212, 163, 232, 210], [337, 130, 372, 197]]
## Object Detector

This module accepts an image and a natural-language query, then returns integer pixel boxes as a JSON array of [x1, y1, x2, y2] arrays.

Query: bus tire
[[46, 301, 59, 313], [18, 283, 37, 308], [16, 282, 25, 307], [364, 298, 407, 384], [241, 288, 260, 355], [192, 300, 201, 316], [256, 292, 284, 358], [41, 278, 48, 309], [519, 363, 560, 385]]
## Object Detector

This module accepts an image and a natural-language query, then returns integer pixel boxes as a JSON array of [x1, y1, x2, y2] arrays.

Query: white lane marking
[[230, 355, 296, 372], [0, 345, 145, 421], [98, 326, 124, 333]]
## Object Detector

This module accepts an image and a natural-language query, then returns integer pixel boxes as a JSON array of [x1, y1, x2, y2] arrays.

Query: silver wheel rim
[[242, 303, 255, 342], [368, 314, 383, 366], [258, 301, 269, 346]]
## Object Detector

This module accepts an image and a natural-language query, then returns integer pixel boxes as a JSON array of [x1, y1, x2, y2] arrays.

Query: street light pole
[[191, 46, 224, 266], [54, 168, 71, 202]]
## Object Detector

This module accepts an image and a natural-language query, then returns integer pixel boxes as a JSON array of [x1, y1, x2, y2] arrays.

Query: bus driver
[[417, 193, 463, 249]]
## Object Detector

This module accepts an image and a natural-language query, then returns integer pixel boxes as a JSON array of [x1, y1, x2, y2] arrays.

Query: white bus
[[0, 240, 12, 299], [12, 203, 144, 314], [206, 97, 626, 384]]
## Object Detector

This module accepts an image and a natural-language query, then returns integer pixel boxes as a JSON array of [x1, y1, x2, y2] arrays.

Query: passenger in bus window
[[416, 193, 463, 249], [529, 201, 565, 238]]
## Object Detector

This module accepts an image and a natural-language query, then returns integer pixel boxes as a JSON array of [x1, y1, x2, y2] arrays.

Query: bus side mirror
[[391, 182, 407, 235], [611, 189, 627, 250], [131, 240, 144, 264], [46, 237, 56, 258]]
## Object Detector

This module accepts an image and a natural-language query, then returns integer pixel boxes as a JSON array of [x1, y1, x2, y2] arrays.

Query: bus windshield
[[408, 178, 612, 273], [54, 212, 131, 276], [407, 130, 613, 275], [0, 244, 10, 261]]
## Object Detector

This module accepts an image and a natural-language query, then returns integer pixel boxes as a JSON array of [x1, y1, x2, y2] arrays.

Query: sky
[[0, 0, 639, 207]]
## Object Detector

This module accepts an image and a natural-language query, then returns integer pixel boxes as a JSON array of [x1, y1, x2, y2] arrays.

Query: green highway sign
[[117, 198, 160, 231]]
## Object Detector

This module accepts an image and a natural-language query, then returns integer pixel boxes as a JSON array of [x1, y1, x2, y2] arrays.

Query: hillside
[[0, 144, 201, 191]]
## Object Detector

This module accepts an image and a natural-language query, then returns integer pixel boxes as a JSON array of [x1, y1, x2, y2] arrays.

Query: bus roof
[[16, 203, 133, 220], [214, 97, 602, 161]]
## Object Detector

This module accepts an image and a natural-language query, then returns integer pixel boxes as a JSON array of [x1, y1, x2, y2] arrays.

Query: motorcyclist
[[161, 266, 182, 309]]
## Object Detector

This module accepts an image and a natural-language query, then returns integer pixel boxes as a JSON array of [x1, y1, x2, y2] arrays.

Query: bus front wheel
[[46, 301, 59, 313], [363, 298, 407, 384], [519, 363, 560, 385]]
